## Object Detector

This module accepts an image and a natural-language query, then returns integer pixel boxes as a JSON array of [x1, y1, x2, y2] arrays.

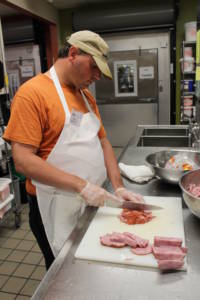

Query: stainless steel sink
[[142, 128, 189, 137], [135, 125, 191, 148]]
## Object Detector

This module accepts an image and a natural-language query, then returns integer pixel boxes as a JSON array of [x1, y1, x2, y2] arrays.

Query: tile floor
[[0, 203, 45, 300], [0, 147, 123, 300]]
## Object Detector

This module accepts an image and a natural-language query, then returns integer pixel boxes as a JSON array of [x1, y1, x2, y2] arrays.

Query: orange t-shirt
[[3, 73, 106, 195]]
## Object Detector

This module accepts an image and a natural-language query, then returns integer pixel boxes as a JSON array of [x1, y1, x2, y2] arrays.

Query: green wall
[[176, 0, 197, 123], [58, 9, 73, 45], [58, 0, 197, 124]]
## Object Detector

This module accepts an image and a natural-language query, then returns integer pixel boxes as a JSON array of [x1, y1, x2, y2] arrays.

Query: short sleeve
[[3, 88, 44, 147]]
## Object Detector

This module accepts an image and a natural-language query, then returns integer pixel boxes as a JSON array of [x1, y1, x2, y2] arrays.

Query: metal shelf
[[180, 39, 197, 124], [182, 71, 196, 75], [182, 40, 196, 45], [182, 92, 195, 96]]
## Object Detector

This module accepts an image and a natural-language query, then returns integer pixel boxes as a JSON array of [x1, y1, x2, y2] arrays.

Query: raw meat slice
[[152, 246, 187, 260], [100, 232, 149, 249], [187, 183, 200, 198], [119, 209, 154, 225], [181, 247, 188, 254], [100, 234, 126, 248], [158, 259, 184, 270], [123, 232, 149, 248], [131, 243, 152, 255], [154, 236, 182, 247], [110, 232, 127, 243], [123, 235, 138, 248]]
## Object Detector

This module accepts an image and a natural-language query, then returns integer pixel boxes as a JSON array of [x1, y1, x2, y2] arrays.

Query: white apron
[[33, 66, 107, 257]]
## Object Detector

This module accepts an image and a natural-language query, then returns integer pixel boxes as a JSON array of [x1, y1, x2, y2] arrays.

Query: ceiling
[[0, 0, 122, 18], [0, 2, 21, 17], [47, 0, 121, 10]]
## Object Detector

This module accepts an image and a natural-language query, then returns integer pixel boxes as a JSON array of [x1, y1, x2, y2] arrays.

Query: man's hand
[[80, 182, 119, 207], [115, 187, 144, 203]]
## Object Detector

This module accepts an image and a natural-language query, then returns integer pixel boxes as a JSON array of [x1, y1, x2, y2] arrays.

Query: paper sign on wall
[[139, 66, 154, 79], [20, 65, 34, 78]]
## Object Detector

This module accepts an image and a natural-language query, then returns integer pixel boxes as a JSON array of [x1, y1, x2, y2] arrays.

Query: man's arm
[[12, 142, 86, 193], [12, 141, 120, 206], [100, 137, 124, 190]]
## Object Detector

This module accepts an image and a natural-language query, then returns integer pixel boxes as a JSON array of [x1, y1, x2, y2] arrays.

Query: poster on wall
[[114, 60, 138, 97]]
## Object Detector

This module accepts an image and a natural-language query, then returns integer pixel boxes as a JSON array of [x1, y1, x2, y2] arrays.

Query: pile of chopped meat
[[152, 236, 187, 270], [119, 208, 155, 225], [100, 232, 187, 271], [187, 183, 200, 198]]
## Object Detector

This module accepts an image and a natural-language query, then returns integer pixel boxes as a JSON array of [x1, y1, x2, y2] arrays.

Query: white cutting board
[[75, 196, 187, 270]]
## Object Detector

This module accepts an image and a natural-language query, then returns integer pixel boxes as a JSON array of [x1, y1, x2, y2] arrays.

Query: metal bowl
[[145, 150, 200, 185], [179, 169, 200, 218]]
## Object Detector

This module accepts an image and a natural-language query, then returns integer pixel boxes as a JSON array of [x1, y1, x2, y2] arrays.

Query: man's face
[[70, 50, 102, 89]]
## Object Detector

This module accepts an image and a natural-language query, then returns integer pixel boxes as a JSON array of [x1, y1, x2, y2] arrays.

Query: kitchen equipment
[[180, 57, 195, 73], [75, 196, 186, 270], [183, 96, 193, 106], [114, 199, 163, 211], [184, 47, 192, 57], [184, 21, 197, 42], [145, 150, 200, 184], [191, 123, 200, 142], [183, 79, 194, 92], [179, 169, 200, 218]]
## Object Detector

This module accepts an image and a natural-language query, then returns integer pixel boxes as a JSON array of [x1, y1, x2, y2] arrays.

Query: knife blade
[[121, 201, 163, 211]]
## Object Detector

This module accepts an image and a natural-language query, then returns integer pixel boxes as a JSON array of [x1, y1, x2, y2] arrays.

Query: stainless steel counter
[[32, 144, 200, 300]]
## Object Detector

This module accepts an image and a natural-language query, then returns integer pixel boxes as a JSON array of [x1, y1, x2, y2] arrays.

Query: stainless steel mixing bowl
[[145, 150, 200, 184], [179, 169, 200, 218]]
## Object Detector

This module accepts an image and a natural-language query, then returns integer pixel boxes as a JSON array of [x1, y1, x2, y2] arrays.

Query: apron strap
[[50, 66, 71, 124], [80, 90, 93, 113]]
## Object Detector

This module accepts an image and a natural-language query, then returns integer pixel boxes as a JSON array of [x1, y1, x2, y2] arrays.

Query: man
[[3, 30, 143, 270]]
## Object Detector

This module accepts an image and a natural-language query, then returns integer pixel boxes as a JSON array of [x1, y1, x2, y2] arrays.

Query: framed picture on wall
[[114, 60, 138, 97]]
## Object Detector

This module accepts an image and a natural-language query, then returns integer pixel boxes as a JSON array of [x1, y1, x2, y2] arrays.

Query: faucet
[[188, 120, 200, 148]]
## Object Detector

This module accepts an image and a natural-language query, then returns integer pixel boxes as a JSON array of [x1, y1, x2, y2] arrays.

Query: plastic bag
[[165, 154, 198, 171]]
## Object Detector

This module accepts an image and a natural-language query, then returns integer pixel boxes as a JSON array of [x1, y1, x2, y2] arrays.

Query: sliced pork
[[152, 236, 188, 271], [110, 232, 127, 243], [100, 232, 187, 271], [100, 232, 149, 249], [123, 232, 149, 248], [152, 246, 187, 260], [131, 243, 152, 255], [158, 259, 184, 270], [187, 183, 200, 198], [154, 236, 182, 247], [100, 234, 126, 248]]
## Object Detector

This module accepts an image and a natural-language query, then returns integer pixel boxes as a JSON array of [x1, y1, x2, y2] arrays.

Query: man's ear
[[68, 46, 79, 61]]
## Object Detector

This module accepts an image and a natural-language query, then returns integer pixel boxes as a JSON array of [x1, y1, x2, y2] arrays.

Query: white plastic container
[[0, 178, 11, 202], [183, 96, 193, 106], [184, 47, 192, 57], [185, 21, 197, 42], [184, 106, 195, 117], [180, 57, 195, 73]]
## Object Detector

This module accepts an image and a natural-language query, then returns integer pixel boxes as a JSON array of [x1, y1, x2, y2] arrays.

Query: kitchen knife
[[108, 196, 163, 211], [121, 201, 163, 211]]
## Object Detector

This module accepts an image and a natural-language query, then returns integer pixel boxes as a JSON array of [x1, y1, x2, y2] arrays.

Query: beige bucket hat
[[67, 30, 112, 79]]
